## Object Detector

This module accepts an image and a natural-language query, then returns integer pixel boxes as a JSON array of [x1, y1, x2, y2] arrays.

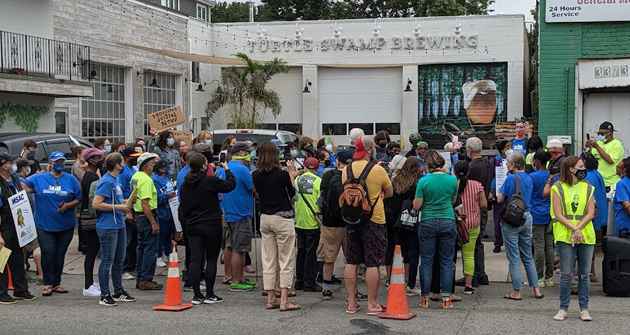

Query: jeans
[[83, 229, 100, 289], [557, 242, 594, 310], [532, 224, 555, 280], [187, 224, 222, 297], [37, 227, 74, 287], [123, 220, 137, 272], [474, 208, 488, 276], [295, 228, 320, 287], [97, 228, 127, 296], [158, 218, 175, 257], [501, 214, 538, 290], [136, 214, 159, 281], [419, 218, 457, 297]]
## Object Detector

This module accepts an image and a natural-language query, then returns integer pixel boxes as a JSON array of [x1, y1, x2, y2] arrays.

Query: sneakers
[[454, 277, 465, 287], [156, 257, 167, 268], [112, 290, 136, 302], [464, 286, 475, 295], [0, 293, 16, 305], [243, 278, 256, 287], [477, 274, 489, 286], [294, 280, 304, 290], [355, 291, 368, 301], [322, 289, 333, 300], [544, 279, 555, 287], [442, 297, 453, 309], [203, 294, 223, 304], [229, 282, 254, 292], [83, 283, 101, 297], [137, 280, 163, 290], [420, 296, 429, 309], [191, 295, 204, 305], [580, 310, 592, 321], [330, 275, 342, 285], [244, 265, 255, 273], [122, 272, 135, 280], [493, 246, 501, 253], [13, 291, 36, 301], [406, 286, 420, 296], [303, 284, 323, 292], [99, 294, 117, 307], [554, 309, 567, 321]]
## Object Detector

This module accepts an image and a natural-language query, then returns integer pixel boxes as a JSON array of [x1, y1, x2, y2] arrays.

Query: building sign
[[578, 58, 630, 89], [148, 106, 185, 132], [546, 0, 630, 23], [247, 35, 478, 53]]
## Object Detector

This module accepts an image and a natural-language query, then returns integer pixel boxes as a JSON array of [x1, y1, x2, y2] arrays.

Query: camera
[[550, 165, 560, 175]]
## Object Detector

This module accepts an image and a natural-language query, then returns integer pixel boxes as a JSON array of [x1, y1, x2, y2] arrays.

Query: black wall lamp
[[303, 79, 312, 93], [185, 76, 205, 92], [208, 79, 222, 92], [404, 78, 413, 92], [73, 59, 98, 81], [137, 69, 160, 88]]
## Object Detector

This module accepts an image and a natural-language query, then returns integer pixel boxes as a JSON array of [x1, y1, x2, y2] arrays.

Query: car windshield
[[212, 133, 283, 153]]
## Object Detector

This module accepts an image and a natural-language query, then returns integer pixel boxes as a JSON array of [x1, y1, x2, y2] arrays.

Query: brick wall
[[538, 0, 630, 143]]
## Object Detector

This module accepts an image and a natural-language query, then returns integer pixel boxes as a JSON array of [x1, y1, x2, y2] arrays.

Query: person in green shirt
[[586, 121, 625, 189], [130, 152, 162, 290], [294, 157, 322, 292]]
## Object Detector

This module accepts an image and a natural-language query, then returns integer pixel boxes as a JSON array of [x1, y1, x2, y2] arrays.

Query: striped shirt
[[460, 180, 484, 230]]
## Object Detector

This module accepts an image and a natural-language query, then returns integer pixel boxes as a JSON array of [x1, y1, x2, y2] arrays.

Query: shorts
[[346, 221, 387, 268], [24, 239, 40, 253], [317, 226, 347, 263], [226, 218, 252, 253], [222, 216, 231, 249]]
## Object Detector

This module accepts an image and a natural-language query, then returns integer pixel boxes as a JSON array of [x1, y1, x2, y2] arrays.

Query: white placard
[[439, 151, 452, 167], [495, 159, 508, 197], [8, 190, 37, 247], [546, 0, 630, 23], [168, 196, 182, 232]]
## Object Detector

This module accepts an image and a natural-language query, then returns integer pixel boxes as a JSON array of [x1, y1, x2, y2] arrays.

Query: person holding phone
[[585, 121, 624, 191]]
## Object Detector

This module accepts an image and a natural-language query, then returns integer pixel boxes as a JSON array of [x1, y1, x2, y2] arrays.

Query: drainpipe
[[188, 37, 194, 133], [249, 2, 255, 22]]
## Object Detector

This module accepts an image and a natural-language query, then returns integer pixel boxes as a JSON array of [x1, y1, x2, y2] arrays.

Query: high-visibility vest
[[550, 181, 596, 245]]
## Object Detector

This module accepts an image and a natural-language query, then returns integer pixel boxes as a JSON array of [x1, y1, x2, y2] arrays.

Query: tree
[[211, 1, 250, 23], [206, 53, 290, 129], [258, 0, 331, 21]]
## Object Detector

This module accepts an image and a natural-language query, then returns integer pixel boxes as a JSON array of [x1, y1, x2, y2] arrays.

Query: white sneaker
[[122, 272, 135, 280], [554, 309, 567, 321], [580, 310, 592, 321], [83, 284, 101, 297], [406, 286, 420, 296], [156, 258, 167, 268]]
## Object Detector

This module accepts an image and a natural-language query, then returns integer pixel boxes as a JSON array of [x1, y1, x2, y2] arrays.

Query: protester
[[317, 137, 336, 169], [444, 142, 459, 165], [71, 146, 87, 182], [193, 130, 213, 147], [119, 148, 140, 281], [134, 138, 146, 153], [385, 142, 401, 163], [22, 151, 82, 296], [151, 160, 176, 269], [413, 149, 458, 309], [525, 136, 544, 172], [547, 139, 566, 175], [299, 137, 316, 159], [390, 158, 421, 296], [179, 141, 188, 167], [15, 158, 43, 283], [550, 156, 596, 321], [613, 157, 630, 234], [79, 148, 105, 297], [374, 130, 391, 161], [112, 142, 126, 153], [180, 152, 236, 305], [389, 155, 407, 179], [216, 142, 256, 292], [0, 153, 35, 304], [414, 141, 429, 176], [149, 129, 181, 180], [497, 153, 544, 301], [348, 128, 365, 156], [586, 121, 624, 190], [314, 149, 330, 177], [343, 136, 393, 315], [581, 152, 608, 281], [489, 139, 512, 254], [92, 153, 135, 306], [406, 132, 423, 158], [245, 140, 258, 172], [529, 151, 555, 288], [454, 160, 487, 295], [511, 119, 530, 156], [131, 152, 163, 290], [94, 139, 111, 154], [20, 139, 40, 176]]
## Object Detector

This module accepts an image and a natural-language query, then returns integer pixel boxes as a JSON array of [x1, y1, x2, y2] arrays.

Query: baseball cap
[[599, 121, 615, 132], [153, 159, 169, 172], [121, 147, 141, 158], [0, 152, 19, 165], [352, 136, 375, 160], [49, 151, 66, 162], [137, 152, 159, 170], [304, 157, 319, 170], [83, 148, 105, 161], [231, 142, 252, 154], [15, 158, 33, 170], [244, 140, 257, 147], [546, 139, 563, 149], [270, 139, 287, 147], [336, 150, 353, 165]]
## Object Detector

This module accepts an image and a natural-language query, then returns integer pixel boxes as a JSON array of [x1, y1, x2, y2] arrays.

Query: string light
[[333, 21, 342, 38]]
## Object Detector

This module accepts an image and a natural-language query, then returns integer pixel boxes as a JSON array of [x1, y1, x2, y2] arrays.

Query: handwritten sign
[[169, 196, 182, 232], [147, 106, 185, 132], [9, 190, 37, 247], [495, 159, 508, 197], [172, 130, 193, 147]]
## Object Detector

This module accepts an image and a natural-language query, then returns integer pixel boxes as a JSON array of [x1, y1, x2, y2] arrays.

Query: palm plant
[[206, 53, 289, 129]]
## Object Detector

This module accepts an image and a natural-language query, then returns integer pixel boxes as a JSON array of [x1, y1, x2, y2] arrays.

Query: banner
[[546, 0, 630, 23], [147, 106, 185, 132], [8, 190, 37, 247], [168, 196, 182, 233]]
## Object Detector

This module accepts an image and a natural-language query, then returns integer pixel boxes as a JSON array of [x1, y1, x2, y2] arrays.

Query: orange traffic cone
[[7, 265, 14, 290], [378, 245, 417, 320], [153, 243, 193, 311]]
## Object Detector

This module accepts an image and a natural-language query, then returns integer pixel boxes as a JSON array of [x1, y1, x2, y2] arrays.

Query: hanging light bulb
[[333, 21, 342, 38], [372, 19, 381, 37], [454, 19, 462, 35], [413, 20, 421, 37], [295, 22, 304, 40], [257, 24, 266, 40]]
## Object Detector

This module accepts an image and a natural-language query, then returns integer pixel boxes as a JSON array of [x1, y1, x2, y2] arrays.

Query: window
[[81, 65, 126, 143], [201, 117, 209, 131], [163, 0, 179, 10], [191, 62, 200, 83], [55, 108, 67, 134], [376, 123, 401, 135], [196, 4, 207, 21], [349, 123, 374, 135], [322, 123, 347, 136], [278, 123, 302, 134], [142, 72, 176, 136]]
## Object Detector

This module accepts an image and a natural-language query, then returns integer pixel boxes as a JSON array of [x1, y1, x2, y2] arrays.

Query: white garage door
[[583, 92, 630, 157], [261, 67, 303, 128]]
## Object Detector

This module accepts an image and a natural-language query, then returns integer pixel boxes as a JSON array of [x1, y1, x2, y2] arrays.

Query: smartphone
[[219, 152, 226, 163], [520, 116, 527, 123], [586, 133, 590, 141], [58, 201, 65, 209]]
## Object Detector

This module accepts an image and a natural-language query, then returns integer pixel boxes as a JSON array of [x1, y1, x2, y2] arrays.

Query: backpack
[[338, 160, 378, 225], [80, 181, 98, 230], [323, 169, 344, 225], [500, 174, 526, 227]]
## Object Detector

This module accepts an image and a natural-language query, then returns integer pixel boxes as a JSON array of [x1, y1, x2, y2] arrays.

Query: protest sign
[[495, 159, 508, 197], [171, 130, 193, 147], [169, 196, 182, 232], [147, 106, 185, 132], [8, 190, 37, 247]]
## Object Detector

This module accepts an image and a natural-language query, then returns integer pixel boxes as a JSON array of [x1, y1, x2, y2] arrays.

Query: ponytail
[[454, 160, 470, 195]]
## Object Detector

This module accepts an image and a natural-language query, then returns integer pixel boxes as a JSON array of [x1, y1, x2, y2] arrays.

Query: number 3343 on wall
[[595, 66, 629, 79]]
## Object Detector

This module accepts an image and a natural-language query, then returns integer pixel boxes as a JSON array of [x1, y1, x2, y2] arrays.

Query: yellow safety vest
[[550, 181, 596, 245], [526, 150, 550, 168]]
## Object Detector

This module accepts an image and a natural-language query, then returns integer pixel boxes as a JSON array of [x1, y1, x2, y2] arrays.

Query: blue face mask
[[250, 150, 257, 160], [165, 167, 171, 175], [105, 145, 111, 154], [11, 165, 18, 173], [205, 139, 212, 147], [167, 138, 175, 147], [27, 152, 36, 160], [53, 162, 64, 173], [597, 134, 606, 142]]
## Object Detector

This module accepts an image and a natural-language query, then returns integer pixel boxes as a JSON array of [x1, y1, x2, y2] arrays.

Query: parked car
[[211, 129, 298, 161], [0, 133, 94, 173]]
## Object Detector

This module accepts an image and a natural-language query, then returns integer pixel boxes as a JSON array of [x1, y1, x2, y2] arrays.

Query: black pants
[[296, 228, 320, 287], [187, 224, 222, 297], [123, 221, 137, 273], [83, 228, 100, 289], [0, 226, 28, 295], [474, 208, 488, 277], [396, 229, 420, 289]]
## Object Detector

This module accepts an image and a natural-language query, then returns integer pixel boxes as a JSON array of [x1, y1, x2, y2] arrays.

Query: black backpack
[[500, 173, 526, 227], [323, 169, 344, 225]]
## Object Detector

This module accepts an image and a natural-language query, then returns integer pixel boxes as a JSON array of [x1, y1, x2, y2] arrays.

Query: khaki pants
[[260, 214, 296, 291]]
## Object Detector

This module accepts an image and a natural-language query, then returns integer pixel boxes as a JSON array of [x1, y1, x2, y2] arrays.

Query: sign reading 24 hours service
[[546, 0, 630, 23]]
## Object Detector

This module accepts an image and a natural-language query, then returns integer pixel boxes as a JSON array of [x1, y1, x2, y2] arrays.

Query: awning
[[118, 43, 247, 65]]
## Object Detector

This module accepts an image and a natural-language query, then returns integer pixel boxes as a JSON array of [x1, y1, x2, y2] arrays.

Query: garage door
[[583, 92, 630, 157]]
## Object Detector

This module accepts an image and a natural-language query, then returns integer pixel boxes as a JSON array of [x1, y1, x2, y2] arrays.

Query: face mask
[[96, 159, 105, 167], [516, 128, 525, 137], [53, 163, 64, 173], [378, 142, 387, 149], [597, 135, 606, 142], [290, 149, 299, 157], [105, 145, 111, 154], [232, 154, 251, 162], [325, 144, 333, 152], [574, 168, 587, 180], [27, 152, 36, 160], [129, 158, 138, 167], [202, 152, 213, 162], [11, 165, 18, 173], [324, 159, 331, 167], [250, 150, 257, 160], [205, 139, 212, 147], [165, 167, 171, 175], [505, 149, 513, 157], [25, 167, 31, 175], [167, 138, 175, 147]]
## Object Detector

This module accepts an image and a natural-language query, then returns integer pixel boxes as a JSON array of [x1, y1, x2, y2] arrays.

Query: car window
[[35, 141, 48, 163], [40, 141, 74, 163], [213, 134, 279, 149]]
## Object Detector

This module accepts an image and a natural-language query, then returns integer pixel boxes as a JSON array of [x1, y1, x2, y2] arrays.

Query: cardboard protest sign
[[172, 130, 193, 147], [148, 106, 185, 132]]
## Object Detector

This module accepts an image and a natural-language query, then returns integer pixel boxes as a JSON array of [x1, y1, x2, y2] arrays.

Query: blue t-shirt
[[499, 172, 533, 212], [317, 165, 325, 177], [529, 170, 551, 225], [152, 174, 175, 221], [216, 160, 254, 222], [512, 138, 527, 156], [613, 177, 630, 234], [584, 169, 608, 230], [23, 172, 81, 232], [118, 165, 134, 199], [176, 165, 191, 202], [95, 173, 125, 230]]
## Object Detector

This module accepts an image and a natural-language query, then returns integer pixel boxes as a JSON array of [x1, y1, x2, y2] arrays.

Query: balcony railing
[[0, 30, 91, 81]]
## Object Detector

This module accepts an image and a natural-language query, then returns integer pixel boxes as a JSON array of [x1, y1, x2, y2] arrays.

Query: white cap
[[546, 139, 563, 149]]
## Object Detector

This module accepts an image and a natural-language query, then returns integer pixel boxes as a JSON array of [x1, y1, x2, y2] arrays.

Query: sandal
[[366, 304, 387, 316], [503, 293, 522, 301], [222, 278, 233, 285], [266, 300, 281, 309], [535, 294, 545, 299], [279, 302, 301, 312], [52, 286, 69, 294], [42, 286, 53, 297], [345, 303, 361, 314]]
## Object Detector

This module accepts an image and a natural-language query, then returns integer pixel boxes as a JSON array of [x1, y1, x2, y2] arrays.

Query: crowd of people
[[0, 120, 628, 322]]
